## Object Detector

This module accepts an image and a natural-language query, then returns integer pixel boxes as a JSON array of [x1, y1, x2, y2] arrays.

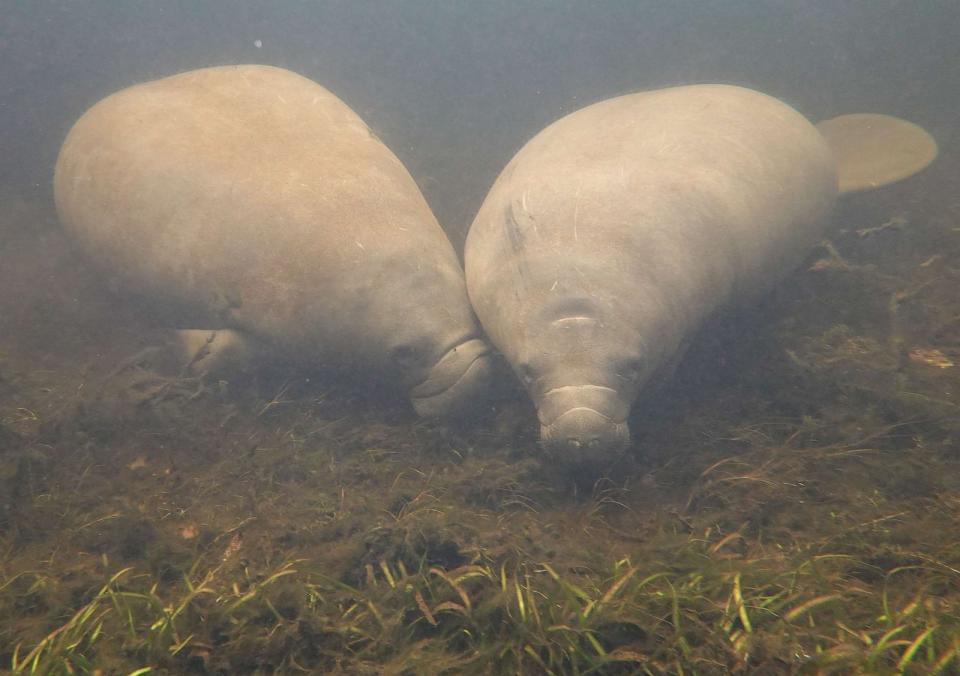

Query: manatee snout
[[537, 385, 631, 463], [541, 408, 630, 463], [409, 338, 493, 418]]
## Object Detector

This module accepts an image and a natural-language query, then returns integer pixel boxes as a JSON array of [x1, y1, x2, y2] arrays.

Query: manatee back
[[54, 65, 473, 364], [466, 84, 838, 356]]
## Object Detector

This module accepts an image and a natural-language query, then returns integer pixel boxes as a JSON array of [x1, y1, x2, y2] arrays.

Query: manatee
[[54, 65, 491, 418], [464, 84, 937, 463]]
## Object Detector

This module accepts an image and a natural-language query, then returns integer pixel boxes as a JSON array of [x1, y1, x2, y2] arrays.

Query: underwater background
[[2, 1, 960, 673]]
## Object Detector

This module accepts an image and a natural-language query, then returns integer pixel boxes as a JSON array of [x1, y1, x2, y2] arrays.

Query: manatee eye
[[517, 362, 535, 386], [392, 341, 427, 369], [616, 357, 644, 380]]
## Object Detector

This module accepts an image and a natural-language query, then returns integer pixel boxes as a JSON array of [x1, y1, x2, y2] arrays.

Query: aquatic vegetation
[[5, 510, 960, 673]]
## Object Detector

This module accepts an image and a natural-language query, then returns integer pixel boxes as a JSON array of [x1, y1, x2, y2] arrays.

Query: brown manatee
[[54, 65, 491, 418], [465, 84, 937, 462]]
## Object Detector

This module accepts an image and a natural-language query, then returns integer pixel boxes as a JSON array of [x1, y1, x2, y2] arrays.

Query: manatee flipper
[[174, 329, 263, 378], [816, 114, 938, 195]]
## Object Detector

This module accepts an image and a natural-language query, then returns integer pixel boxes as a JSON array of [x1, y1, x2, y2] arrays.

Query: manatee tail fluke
[[816, 113, 938, 195]]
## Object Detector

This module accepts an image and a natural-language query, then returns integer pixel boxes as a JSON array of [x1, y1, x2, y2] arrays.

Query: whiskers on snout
[[540, 407, 630, 464]]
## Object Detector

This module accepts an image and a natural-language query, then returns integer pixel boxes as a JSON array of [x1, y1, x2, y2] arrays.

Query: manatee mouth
[[540, 407, 630, 455], [537, 385, 631, 462], [410, 338, 493, 418]]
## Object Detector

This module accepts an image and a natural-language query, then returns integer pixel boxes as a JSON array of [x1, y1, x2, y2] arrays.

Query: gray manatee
[[55, 64, 491, 418], [465, 84, 937, 462]]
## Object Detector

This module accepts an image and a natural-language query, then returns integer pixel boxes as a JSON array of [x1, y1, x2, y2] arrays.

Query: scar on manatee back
[[501, 201, 533, 290]]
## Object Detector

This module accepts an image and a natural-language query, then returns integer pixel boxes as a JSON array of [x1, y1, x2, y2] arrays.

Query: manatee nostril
[[587, 439, 602, 449], [566, 438, 582, 449]]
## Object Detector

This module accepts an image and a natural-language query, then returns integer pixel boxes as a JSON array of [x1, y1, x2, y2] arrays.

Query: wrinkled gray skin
[[466, 85, 836, 463], [55, 65, 491, 418]]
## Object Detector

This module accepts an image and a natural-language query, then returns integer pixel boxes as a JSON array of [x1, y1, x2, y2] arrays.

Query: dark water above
[[3, 1, 959, 244]]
